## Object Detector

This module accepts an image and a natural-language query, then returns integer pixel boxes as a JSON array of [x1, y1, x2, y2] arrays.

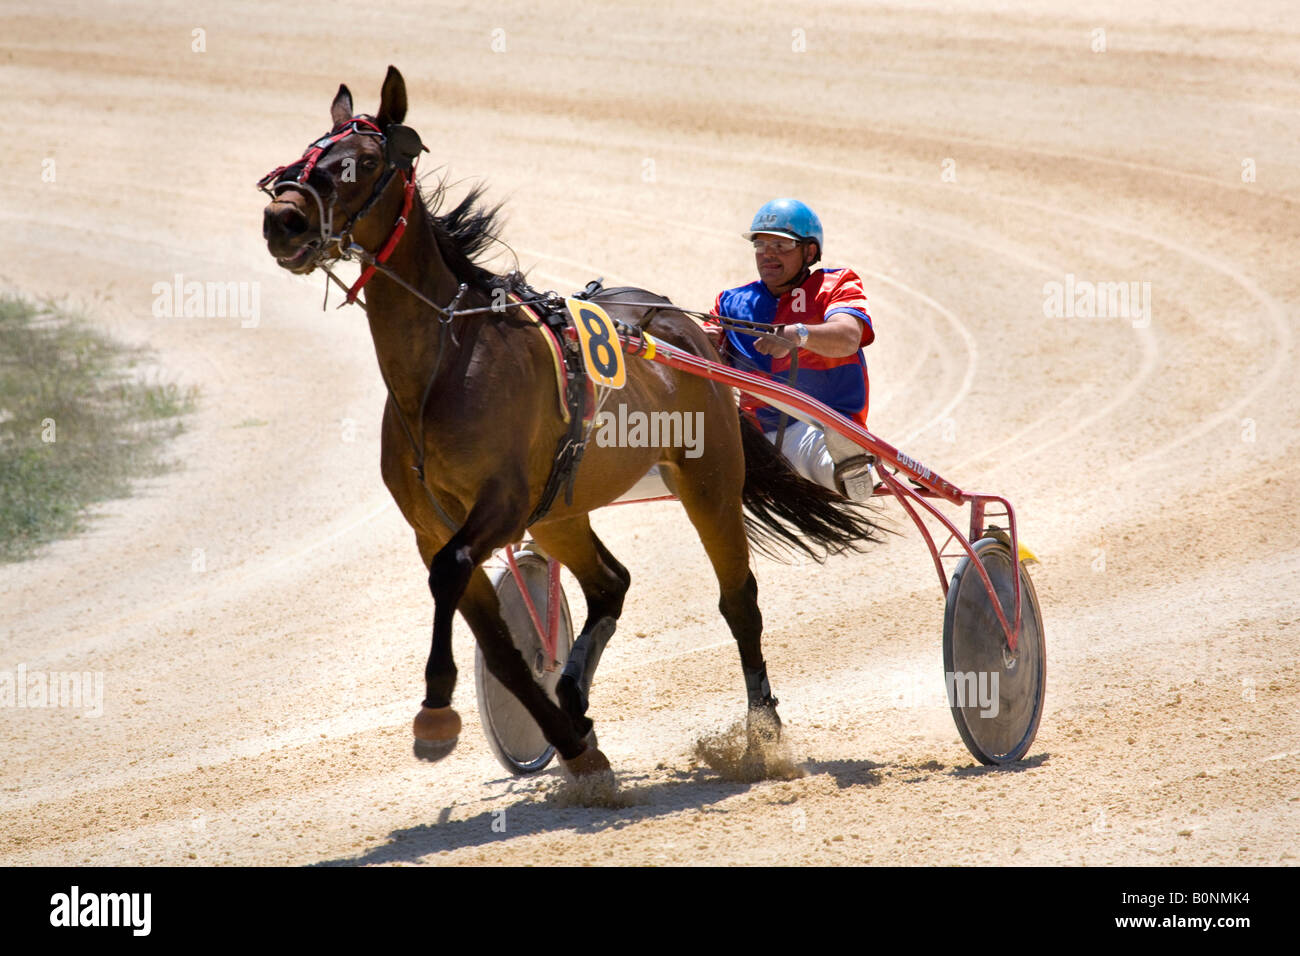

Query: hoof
[[413, 706, 461, 762], [414, 705, 461, 740], [747, 702, 782, 746], [561, 743, 612, 778]]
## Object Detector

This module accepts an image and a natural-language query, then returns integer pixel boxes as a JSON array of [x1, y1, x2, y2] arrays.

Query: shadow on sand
[[312, 749, 1048, 865]]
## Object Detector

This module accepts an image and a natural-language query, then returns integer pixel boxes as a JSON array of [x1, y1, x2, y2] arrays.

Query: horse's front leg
[[412, 486, 607, 774], [409, 526, 461, 762], [411, 484, 520, 762]]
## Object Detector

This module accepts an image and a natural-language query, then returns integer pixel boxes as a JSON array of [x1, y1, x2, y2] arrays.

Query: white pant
[[764, 421, 837, 491]]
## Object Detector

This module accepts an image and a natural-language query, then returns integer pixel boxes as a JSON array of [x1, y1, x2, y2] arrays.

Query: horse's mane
[[416, 174, 509, 294]]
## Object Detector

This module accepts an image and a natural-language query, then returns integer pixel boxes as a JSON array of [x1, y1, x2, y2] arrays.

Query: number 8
[[581, 309, 618, 377]]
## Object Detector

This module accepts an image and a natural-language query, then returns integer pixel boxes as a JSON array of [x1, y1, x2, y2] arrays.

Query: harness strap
[[523, 293, 591, 527], [257, 117, 384, 190], [345, 167, 416, 305]]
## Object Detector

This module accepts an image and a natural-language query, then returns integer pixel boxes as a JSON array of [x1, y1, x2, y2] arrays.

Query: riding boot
[[834, 454, 876, 502]]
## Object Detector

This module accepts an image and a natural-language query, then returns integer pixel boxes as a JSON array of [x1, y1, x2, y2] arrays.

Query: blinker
[[385, 124, 426, 170]]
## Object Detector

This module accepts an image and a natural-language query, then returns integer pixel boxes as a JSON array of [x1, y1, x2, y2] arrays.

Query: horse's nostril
[[284, 207, 309, 235], [264, 204, 310, 243]]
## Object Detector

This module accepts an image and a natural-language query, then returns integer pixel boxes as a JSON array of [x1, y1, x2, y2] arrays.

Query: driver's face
[[753, 233, 814, 293]]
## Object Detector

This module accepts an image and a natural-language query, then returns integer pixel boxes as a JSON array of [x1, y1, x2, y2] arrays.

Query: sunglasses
[[751, 237, 802, 254]]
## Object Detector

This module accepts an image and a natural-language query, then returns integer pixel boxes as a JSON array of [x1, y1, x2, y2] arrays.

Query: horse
[[259, 66, 885, 778]]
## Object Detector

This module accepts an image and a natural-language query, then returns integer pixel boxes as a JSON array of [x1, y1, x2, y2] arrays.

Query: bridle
[[258, 114, 427, 306]]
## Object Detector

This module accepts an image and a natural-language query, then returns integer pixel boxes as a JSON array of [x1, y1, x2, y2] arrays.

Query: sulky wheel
[[942, 535, 1046, 765], [476, 549, 574, 775]]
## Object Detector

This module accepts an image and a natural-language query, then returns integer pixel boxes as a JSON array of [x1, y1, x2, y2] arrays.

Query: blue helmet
[[743, 199, 823, 258]]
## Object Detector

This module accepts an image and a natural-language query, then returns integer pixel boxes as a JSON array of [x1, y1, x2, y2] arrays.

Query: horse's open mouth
[[276, 242, 320, 272]]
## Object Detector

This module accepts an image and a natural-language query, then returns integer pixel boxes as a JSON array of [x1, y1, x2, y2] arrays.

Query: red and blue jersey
[[711, 268, 873, 431]]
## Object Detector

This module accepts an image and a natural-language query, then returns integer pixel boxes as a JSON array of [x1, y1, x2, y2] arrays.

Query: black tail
[[739, 414, 891, 562]]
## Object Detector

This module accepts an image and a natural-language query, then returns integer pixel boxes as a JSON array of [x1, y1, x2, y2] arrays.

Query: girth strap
[[523, 292, 591, 527]]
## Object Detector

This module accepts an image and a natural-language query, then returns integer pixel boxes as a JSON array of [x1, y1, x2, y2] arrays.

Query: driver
[[708, 199, 876, 501]]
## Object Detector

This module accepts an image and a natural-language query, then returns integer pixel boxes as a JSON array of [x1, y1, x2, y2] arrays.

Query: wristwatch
[[792, 323, 809, 347]]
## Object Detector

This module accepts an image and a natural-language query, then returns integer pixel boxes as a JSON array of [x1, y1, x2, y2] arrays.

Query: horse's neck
[[362, 207, 467, 413]]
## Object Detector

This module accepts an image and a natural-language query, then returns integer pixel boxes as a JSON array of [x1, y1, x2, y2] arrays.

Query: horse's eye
[[361, 157, 380, 171]]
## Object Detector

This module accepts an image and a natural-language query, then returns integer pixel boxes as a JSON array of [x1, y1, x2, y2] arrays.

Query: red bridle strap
[[345, 162, 418, 305], [257, 116, 385, 190], [258, 114, 419, 306]]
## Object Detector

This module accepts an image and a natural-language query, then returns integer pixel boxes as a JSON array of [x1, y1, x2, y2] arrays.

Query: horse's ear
[[378, 65, 407, 126], [331, 84, 353, 126]]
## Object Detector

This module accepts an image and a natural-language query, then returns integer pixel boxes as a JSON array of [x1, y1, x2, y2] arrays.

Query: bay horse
[[260, 66, 884, 777]]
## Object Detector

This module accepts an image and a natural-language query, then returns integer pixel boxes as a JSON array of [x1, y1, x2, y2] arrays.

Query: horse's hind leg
[[670, 456, 781, 736], [456, 568, 598, 763], [528, 516, 630, 735]]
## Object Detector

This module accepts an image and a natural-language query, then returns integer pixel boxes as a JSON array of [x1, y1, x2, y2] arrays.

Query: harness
[[506, 283, 595, 527], [258, 119, 788, 532], [260, 124, 601, 531]]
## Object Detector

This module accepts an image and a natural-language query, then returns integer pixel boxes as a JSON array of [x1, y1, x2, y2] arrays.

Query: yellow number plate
[[566, 298, 627, 389]]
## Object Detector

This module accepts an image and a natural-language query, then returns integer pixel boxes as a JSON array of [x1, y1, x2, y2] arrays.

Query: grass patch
[[0, 292, 198, 562]]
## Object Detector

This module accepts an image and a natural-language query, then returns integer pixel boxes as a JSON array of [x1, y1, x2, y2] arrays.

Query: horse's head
[[260, 66, 425, 274]]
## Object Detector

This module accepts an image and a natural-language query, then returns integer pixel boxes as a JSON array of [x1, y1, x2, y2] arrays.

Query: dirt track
[[2, 0, 1298, 865]]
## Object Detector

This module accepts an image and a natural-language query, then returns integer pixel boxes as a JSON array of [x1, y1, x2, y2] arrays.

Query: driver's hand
[[754, 327, 795, 358]]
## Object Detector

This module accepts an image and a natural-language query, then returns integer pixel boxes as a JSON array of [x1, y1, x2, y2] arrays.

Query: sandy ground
[[1, 0, 1298, 866]]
